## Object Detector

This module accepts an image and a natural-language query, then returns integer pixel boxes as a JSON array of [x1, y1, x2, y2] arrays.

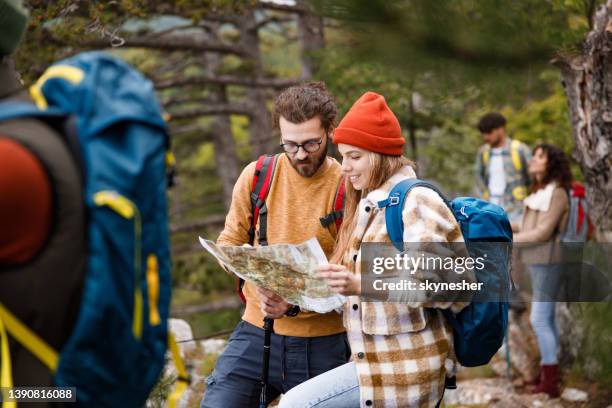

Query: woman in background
[[514, 143, 571, 398]]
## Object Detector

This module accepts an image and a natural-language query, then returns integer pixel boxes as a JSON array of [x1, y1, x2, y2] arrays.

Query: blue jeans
[[278, 361, 360, 408], [279, 361, 447, 407], [201, 321, 350, 408], [529, 264, 561, 365]]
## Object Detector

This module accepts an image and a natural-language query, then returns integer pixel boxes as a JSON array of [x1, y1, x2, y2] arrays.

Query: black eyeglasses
[[280, 137, 324, 154]]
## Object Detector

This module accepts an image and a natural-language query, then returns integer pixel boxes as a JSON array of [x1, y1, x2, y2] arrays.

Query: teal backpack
[[0, 52, 186, 407], [378, 179, 512, 367]]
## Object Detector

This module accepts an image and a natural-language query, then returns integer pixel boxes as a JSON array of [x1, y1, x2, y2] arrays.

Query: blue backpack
[[378, 179, 512, 367], [0, 52, 186, 406]]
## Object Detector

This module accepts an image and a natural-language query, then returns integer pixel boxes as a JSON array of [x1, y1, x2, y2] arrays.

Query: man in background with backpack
[[475, 112, 531, 222], [0, 0, 86, 391], [201, 82, 350, 407]]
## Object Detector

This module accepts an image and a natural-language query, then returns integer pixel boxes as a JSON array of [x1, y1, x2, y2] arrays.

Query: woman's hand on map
[[317, 264, 361, 296], [256, 287, 291, 319]]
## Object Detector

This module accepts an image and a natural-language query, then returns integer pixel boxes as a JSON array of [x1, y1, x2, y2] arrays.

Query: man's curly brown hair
[[273, 82, 337, 132], [531, 143, 572, 192]]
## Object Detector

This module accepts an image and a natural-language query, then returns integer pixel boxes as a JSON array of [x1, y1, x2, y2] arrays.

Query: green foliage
[[314, 0, 600, 68], [504, 73, 573, 151], [231, 115, 253, 161], [172, 253, 235, 292], [418, 101, 483, 195], [147, 360, 175, 408], [199, 353, 219, 378], [570, 303, 612, 385], [260, 23, 302, 78], [503, 71, 582, 180], [186, 309, 242, 338]]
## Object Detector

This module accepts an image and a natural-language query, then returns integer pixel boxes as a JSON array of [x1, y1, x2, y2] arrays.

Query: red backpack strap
[[236, 154, 279, 303], [249, 154, 279, 246], [248, 155, 269, 245], [334, 177, 346, 230], [320, 176, 346, 231]]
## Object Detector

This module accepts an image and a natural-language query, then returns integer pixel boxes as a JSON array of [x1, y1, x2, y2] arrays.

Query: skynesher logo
[[371, 253, 486, 275], [371, 279, 483, 292]]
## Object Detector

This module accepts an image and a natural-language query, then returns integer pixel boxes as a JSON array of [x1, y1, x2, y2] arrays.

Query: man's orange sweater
[[217, 154, 345, 337]]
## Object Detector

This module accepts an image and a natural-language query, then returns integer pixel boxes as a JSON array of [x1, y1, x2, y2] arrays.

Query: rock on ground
[[443, 378, 577, 408], [561, 387, 589, 403]]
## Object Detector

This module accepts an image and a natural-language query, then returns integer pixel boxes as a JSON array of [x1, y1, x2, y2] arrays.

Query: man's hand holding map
[[198, 237, 346, 313]]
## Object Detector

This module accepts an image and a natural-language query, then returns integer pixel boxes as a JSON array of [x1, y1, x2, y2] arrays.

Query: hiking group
[[202, 85, 579, 407], [1, 1, 588, 407]]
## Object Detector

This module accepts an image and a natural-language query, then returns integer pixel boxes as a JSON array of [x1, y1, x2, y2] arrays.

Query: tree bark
[[81, 34, 247, 55], [155, 74, 299, 90], [297, 0, 325, 79], [240, 11, 277, 158], [554, 0, 612, 240], [170, 215, 227, 234], [201, 29, 241, 211], [210, 86, 241, 210], [167, 103, 253, 120], [171, 297, 242, 317]]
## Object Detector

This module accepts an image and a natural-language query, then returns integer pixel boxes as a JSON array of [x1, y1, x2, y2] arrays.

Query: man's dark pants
[[201, 320, 350, 407]]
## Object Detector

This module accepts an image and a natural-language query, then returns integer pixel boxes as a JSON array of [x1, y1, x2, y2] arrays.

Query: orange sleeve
[[216, 161, 257, 246], [0, 138, 53, 264]]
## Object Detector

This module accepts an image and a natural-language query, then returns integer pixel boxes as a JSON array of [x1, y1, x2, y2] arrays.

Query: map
[[199, 237, 346, 313]]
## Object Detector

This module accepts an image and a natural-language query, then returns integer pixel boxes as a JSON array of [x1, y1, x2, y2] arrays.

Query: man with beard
[[201, 82, 349, 407], [475, 112, 531, 222]]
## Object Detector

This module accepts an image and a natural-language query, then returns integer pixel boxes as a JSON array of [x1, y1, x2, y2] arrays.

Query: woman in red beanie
[[279, 92, 472, 408]]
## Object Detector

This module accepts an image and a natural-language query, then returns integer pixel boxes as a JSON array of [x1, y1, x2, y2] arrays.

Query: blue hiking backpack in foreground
[[378, 179, 512, 367], [0, 52, 186, 406]]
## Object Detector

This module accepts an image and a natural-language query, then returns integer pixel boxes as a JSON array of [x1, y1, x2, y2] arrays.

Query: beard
[[287, 140, 328, 177]]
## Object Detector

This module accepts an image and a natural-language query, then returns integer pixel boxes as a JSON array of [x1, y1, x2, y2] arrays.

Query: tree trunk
[[297, 0, 325, 79], [211, 86, 240, 210], [554, 0, 612, 240], [240, 11, 276, 158], [202, 27, 241, 210]]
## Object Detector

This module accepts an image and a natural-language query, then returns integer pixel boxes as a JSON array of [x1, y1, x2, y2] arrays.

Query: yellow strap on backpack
[[146, 254, 161, 326], [0, 303, 58, 374], [165, 151, 176, 168], [510, 139, 523, 171], [0, 315, 16, 408], [29, 65, 85, 110], [481, 147, 490, 166], [92, 191, 144, 340], [483, 141, 522, 171], [167, 333, 190, 408]]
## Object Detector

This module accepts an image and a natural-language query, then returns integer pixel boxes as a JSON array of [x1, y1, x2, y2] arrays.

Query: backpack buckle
[[389, 196, 400, 206]]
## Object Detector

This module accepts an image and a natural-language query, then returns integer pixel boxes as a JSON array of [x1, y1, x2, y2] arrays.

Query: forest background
[[13, 0, 612, 401]]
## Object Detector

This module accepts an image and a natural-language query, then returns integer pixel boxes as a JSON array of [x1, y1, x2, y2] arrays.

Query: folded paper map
[[198, 237, 345, 313]]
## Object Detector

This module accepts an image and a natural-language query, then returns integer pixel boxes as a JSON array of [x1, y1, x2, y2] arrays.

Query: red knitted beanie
[[333, 92, 405, 156]]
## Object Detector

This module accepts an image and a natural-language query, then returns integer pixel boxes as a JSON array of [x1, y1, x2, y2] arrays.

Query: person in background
[[514, 143, 571, 398], [475, 112, 531, 222]]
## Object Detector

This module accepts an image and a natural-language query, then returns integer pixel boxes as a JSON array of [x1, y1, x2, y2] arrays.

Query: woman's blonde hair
[[331, 152, 414, 264]]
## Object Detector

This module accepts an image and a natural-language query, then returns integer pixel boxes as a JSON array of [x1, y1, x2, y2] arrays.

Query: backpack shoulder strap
[[0, 101, 85, 183], [510, 139, 523, 171], [236, 154, 278, 303], [320, 177, 345, 230], [0, 302, 59, 374], [481, 145, 491, 166], [167, 332, 190, 408], [249, 154, 279, 247], [377, 179, 450, 251], [0, 101, 64, 122]]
